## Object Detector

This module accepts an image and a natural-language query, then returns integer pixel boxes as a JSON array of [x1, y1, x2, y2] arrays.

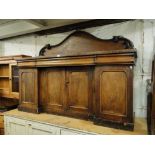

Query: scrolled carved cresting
[[39, 31, 135, 57], [112, 36, 134, 49], [39, 44, 52, 56]]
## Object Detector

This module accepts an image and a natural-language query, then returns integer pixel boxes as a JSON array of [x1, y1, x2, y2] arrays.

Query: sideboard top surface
[[0, 55, 31, 61]]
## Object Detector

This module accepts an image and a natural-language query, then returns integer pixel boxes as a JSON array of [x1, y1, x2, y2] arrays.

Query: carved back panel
[[39, 31, 135, 57]]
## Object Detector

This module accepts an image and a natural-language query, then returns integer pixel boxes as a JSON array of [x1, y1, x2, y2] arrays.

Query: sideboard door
[[65, 67, 93, 119], [95, 66, 133, 128], [39, 68, 66, 115], [18, 69, 38, 113]]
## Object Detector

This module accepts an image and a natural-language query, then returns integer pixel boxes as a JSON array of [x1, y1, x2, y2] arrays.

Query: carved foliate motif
[[112, 36, 134, 49]]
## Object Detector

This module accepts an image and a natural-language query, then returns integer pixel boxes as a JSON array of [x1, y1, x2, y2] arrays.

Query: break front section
[[17, 31, 137, 130], [94, 65, 134, 130]]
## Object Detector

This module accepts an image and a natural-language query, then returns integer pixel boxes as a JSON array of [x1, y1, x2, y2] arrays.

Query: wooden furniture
[[0, 55, 31, 110], [17, 31, 137, 130], [146, 79, 152, 134], [149, 55, 155, 134], [4, 109, 147, 135], [0, 112, 4, 134]]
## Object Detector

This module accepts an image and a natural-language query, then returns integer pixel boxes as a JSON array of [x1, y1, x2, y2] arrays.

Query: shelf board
[[0, 76, 9, 78], [0, 88, 9, 90]]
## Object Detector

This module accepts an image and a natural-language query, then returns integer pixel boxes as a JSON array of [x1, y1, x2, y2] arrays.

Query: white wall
[[0, 19, 154, 118]]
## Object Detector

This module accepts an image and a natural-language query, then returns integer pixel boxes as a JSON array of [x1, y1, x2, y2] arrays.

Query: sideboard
[[17, 31, 137, 130]]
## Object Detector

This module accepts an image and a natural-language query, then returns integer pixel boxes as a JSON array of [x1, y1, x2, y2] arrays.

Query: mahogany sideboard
[[17, 31, 137, 130]]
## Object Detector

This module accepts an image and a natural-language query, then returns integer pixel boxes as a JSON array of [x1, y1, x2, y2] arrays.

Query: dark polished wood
[[65, 67, 93, 119], [39, 31, 135, 56], [39, 67, 66, 114], [39, 66, 93, 119], [17, 31, 137, 130], [94, 66, 134, 130], [150, 55, 155, 134]]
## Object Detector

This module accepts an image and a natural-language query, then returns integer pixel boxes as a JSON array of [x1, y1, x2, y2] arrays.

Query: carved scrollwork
[[39, 31, 136, 56], [39, 44, 52, 56], [112, 36, 134, 49]]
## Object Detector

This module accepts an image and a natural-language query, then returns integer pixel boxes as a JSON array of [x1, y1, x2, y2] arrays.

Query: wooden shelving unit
[[0, 55, 31, 110], [0, 76, 9, 78], [0, 64, 10, 98], [0, 55, 31, 135]]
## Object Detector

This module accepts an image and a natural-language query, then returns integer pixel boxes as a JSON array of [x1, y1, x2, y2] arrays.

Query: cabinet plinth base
[[18, 106, 41, 114], [0, 97, 18, 111], [94, 118, 134, 131]]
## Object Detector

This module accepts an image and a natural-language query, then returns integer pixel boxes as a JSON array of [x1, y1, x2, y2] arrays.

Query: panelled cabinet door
[[18, 69, 39, 113], [39, 68, 66, 114], [66, 67, 93, 119], [95, 66, 133, 125]]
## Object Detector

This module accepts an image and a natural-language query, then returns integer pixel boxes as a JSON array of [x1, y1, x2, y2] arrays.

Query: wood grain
[[66, 67, 93, 118], [39, 68, 66, 114], [94, 66, 133, 129], [18, 69, 39, 113], [39, 31, 135, 57], [0, 55, 31, 110], [17, 31, 136, 130]]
